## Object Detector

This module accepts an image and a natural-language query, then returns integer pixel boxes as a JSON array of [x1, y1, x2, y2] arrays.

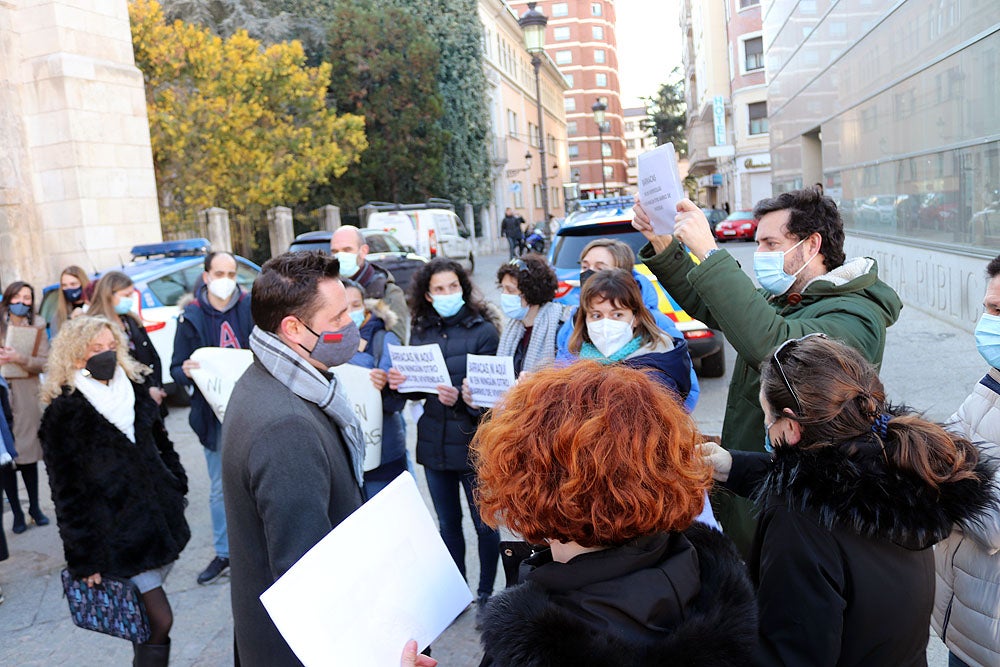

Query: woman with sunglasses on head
[[702, 334, 996, 667]]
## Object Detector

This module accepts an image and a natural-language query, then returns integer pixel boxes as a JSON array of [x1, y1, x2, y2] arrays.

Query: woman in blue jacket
[[388, 258, 501, 618]]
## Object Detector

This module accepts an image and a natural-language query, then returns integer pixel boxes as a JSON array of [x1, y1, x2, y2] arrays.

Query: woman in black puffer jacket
[[388, 258, 500, 615]]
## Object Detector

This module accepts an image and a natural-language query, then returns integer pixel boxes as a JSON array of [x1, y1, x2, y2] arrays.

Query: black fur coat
[[479, 524, 757, 667], [40, 381, 190, 578]]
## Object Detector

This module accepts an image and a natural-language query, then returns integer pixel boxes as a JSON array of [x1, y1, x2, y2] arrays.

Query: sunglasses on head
[[507, 258, 528, 271], [772, 332, 829, 414]]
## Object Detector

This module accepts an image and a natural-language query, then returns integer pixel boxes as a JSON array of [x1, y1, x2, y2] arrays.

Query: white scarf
[[74, 365, 136, 442]]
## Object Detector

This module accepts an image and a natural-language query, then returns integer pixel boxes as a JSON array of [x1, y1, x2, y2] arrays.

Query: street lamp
[[519, 2, 550, 225], [592, 98, 608, 195]]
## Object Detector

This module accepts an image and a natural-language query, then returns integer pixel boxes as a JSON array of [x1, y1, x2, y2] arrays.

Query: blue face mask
[[975, 313, 1000, 368], [114, 297, 134, 315], [753, 238, 817, 296], [8, 302, 31, 318], [431, 292, 465, 318], [349, 309, 366, 329], [500, 293, 529, 320], [764, 420, 776, 453]]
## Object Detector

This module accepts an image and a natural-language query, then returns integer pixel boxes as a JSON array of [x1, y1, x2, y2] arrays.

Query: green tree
[[643, 68, 688, 156], [319, 0, 446, 211]]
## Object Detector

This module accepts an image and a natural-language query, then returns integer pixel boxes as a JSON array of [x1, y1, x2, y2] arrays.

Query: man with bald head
[[330, 225, 409, 342]]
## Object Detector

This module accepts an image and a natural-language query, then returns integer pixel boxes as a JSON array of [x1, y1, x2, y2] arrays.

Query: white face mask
[[336, 252, 360, 278], [208, 277, 237, 301], [586, 317, 635, 357]]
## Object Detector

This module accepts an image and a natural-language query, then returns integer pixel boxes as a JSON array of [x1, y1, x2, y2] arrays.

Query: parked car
[[359, 198, 475, 272], [39, 238, 261, 396], [701, 207, 728, 232], [287, 228, 428, 291], [549, 197, 726, 377], [714, 210, 757, 241]]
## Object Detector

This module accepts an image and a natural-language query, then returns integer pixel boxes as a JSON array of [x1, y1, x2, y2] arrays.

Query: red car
[[714, 210, 757, 241]]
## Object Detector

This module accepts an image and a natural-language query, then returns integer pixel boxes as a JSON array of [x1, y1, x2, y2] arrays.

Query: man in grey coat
[[222, 251, 366, 666]]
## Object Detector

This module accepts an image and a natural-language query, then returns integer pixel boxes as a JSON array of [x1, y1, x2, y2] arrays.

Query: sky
[[615, 0, 683, 108]]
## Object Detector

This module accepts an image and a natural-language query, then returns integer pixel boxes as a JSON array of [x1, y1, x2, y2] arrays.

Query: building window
[[564, 73, 574, 88], [548, 134, 556, 154], [567, 121, 577, 135], [507, 109, 518, 138], [748, 101, 768, 135], [553, 26, 570, 41], [625, 139, 636, 149], [555, 50, 572, 65], [568, 143, 579, 157], [592, 26, 604, 40], [550, 186, 560, 209], [564, 97, 576, 112], [591, 3, 602, 16], [594, 49, 606, 64], [602, 142, 612, 157], [513, 181, 524, 208], [603, 165, 613, 179], [552, 2, 568, 17], [744, 37, 764, 71], [625, 121, 635, 132], [739, 0, 759, 7], [627, 157, 637, 168], [528, 122, 539, 147], [595, 72, 607, 87]]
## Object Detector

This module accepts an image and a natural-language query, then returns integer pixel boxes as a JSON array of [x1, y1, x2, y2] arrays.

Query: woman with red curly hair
[[470, 361, 756, 666]]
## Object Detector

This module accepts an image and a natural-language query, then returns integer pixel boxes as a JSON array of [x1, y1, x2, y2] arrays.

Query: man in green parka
[[633, 188, 902, 555]]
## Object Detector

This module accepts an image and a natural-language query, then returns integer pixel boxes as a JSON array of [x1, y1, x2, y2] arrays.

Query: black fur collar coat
[[479, 524, 757, 667], [40, 381, 190, 579]]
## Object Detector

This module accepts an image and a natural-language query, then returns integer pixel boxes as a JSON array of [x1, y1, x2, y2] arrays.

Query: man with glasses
[[632, 188, 902, 555]]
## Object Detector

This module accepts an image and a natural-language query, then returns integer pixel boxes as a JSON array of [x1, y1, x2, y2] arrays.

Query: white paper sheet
[[330, 364, 383, 471], [189, 348, 254, 422], [637, 142, 685, 235], [388, 344, 450, 394], [466, 354, 515, 408], [260, 474, 473, 667]]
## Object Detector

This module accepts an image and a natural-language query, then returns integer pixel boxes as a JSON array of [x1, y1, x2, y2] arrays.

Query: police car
[[40, 239, 261, 393], [548, 197, 726, 377]]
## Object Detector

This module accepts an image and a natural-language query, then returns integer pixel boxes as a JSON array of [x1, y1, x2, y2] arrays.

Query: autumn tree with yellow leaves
[[129, 0, 367, 257]]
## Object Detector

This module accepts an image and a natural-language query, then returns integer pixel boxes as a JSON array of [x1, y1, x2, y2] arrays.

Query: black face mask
[[579, 269, 596, 288], [63, 287, 84, 303], [84, 350, 118, 381]]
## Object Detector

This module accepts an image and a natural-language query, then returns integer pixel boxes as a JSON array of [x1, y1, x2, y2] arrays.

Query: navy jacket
[[622, 337, 693, 402], [170, 287, 253, 450], [410, 306, 499, 471]]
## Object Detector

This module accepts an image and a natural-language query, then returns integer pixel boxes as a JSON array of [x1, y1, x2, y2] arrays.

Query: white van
[[360, 199, 475, 272]]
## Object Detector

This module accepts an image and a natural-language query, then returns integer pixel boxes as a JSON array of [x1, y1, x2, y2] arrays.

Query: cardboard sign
[[466, 354, 515, 408], [637, 142, 685, 235], [189, 348, 254, 423], [387, 344, 450, 394], [330, 364, 383, 472]]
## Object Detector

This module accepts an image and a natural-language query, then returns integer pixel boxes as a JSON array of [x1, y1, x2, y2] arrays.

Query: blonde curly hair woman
[[40, 316, 190, 665]]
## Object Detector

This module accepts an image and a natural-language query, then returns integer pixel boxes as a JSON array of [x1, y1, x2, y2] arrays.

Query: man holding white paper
[[221, 252, 366, 667]]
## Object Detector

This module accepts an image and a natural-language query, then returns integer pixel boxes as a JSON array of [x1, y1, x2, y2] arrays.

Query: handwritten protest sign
[[189, 348, 254, 423], [637, 142, 685, 235], [388, 344, 450, 394], [466, 354, 515, 408], [330, 365, 383, 471]]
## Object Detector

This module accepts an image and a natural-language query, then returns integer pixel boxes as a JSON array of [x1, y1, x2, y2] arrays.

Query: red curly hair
[[472, 361, 712, 547]]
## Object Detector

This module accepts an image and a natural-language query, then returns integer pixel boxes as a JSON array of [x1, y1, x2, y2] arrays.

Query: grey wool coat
[[221, 358, 364, 667]]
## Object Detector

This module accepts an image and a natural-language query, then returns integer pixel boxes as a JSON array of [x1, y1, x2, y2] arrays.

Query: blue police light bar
[[130, 238, 211, 259]]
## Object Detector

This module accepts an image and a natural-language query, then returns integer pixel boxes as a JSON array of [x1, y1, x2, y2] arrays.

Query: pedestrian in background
[[0, 374, 16, 605], [0, 281, 50, 535], [933, 255, 1000, 667], [500, 208, 524, 260], [703, 334, 994, 666], [388, 258, 501, 620], [330, 226, 409, 342], [47, 265, 89, 337], [471, 362, 756, 665], [88, 271, 168, 408], [40, 316, 189, 666], [170, 251, 252, 586], [222, 252, 365, 666], [634, 189, 902, 555]]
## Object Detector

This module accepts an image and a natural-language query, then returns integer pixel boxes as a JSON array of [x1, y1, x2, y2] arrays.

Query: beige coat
[[0, 319, 48, 464], [933, 367, 1000, 667]]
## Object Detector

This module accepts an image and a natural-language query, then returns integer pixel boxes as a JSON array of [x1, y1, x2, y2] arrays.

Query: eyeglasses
[[772, 332, 829, 414], [507, 258, 528, 272]]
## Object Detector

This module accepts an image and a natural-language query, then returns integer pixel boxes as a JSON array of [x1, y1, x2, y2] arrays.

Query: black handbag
[[60, 569, 151, 643]]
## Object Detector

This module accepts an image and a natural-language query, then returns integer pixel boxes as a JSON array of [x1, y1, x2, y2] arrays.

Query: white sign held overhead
[[637, 142, 685, 235], [260, 474, 473, 667], [466, 354, 515, 408], [388, 344, 451, 394], [189, 348, 254, 423]]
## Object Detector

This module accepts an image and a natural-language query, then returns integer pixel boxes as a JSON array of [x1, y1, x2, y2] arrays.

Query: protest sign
[[330, 364, 383, 471], [189, 348, 254, 422], [387, 344, 450, 394], [1, 325, 44, 379], [466, 354, 515, 408], [637, 142, 685, 235]]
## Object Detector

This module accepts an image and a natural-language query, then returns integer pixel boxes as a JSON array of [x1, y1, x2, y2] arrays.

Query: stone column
[[267, 206, 294, 257], [318, 205, 341, 232], [204, 207, 232, 252], [463, 202, 475, 245]]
